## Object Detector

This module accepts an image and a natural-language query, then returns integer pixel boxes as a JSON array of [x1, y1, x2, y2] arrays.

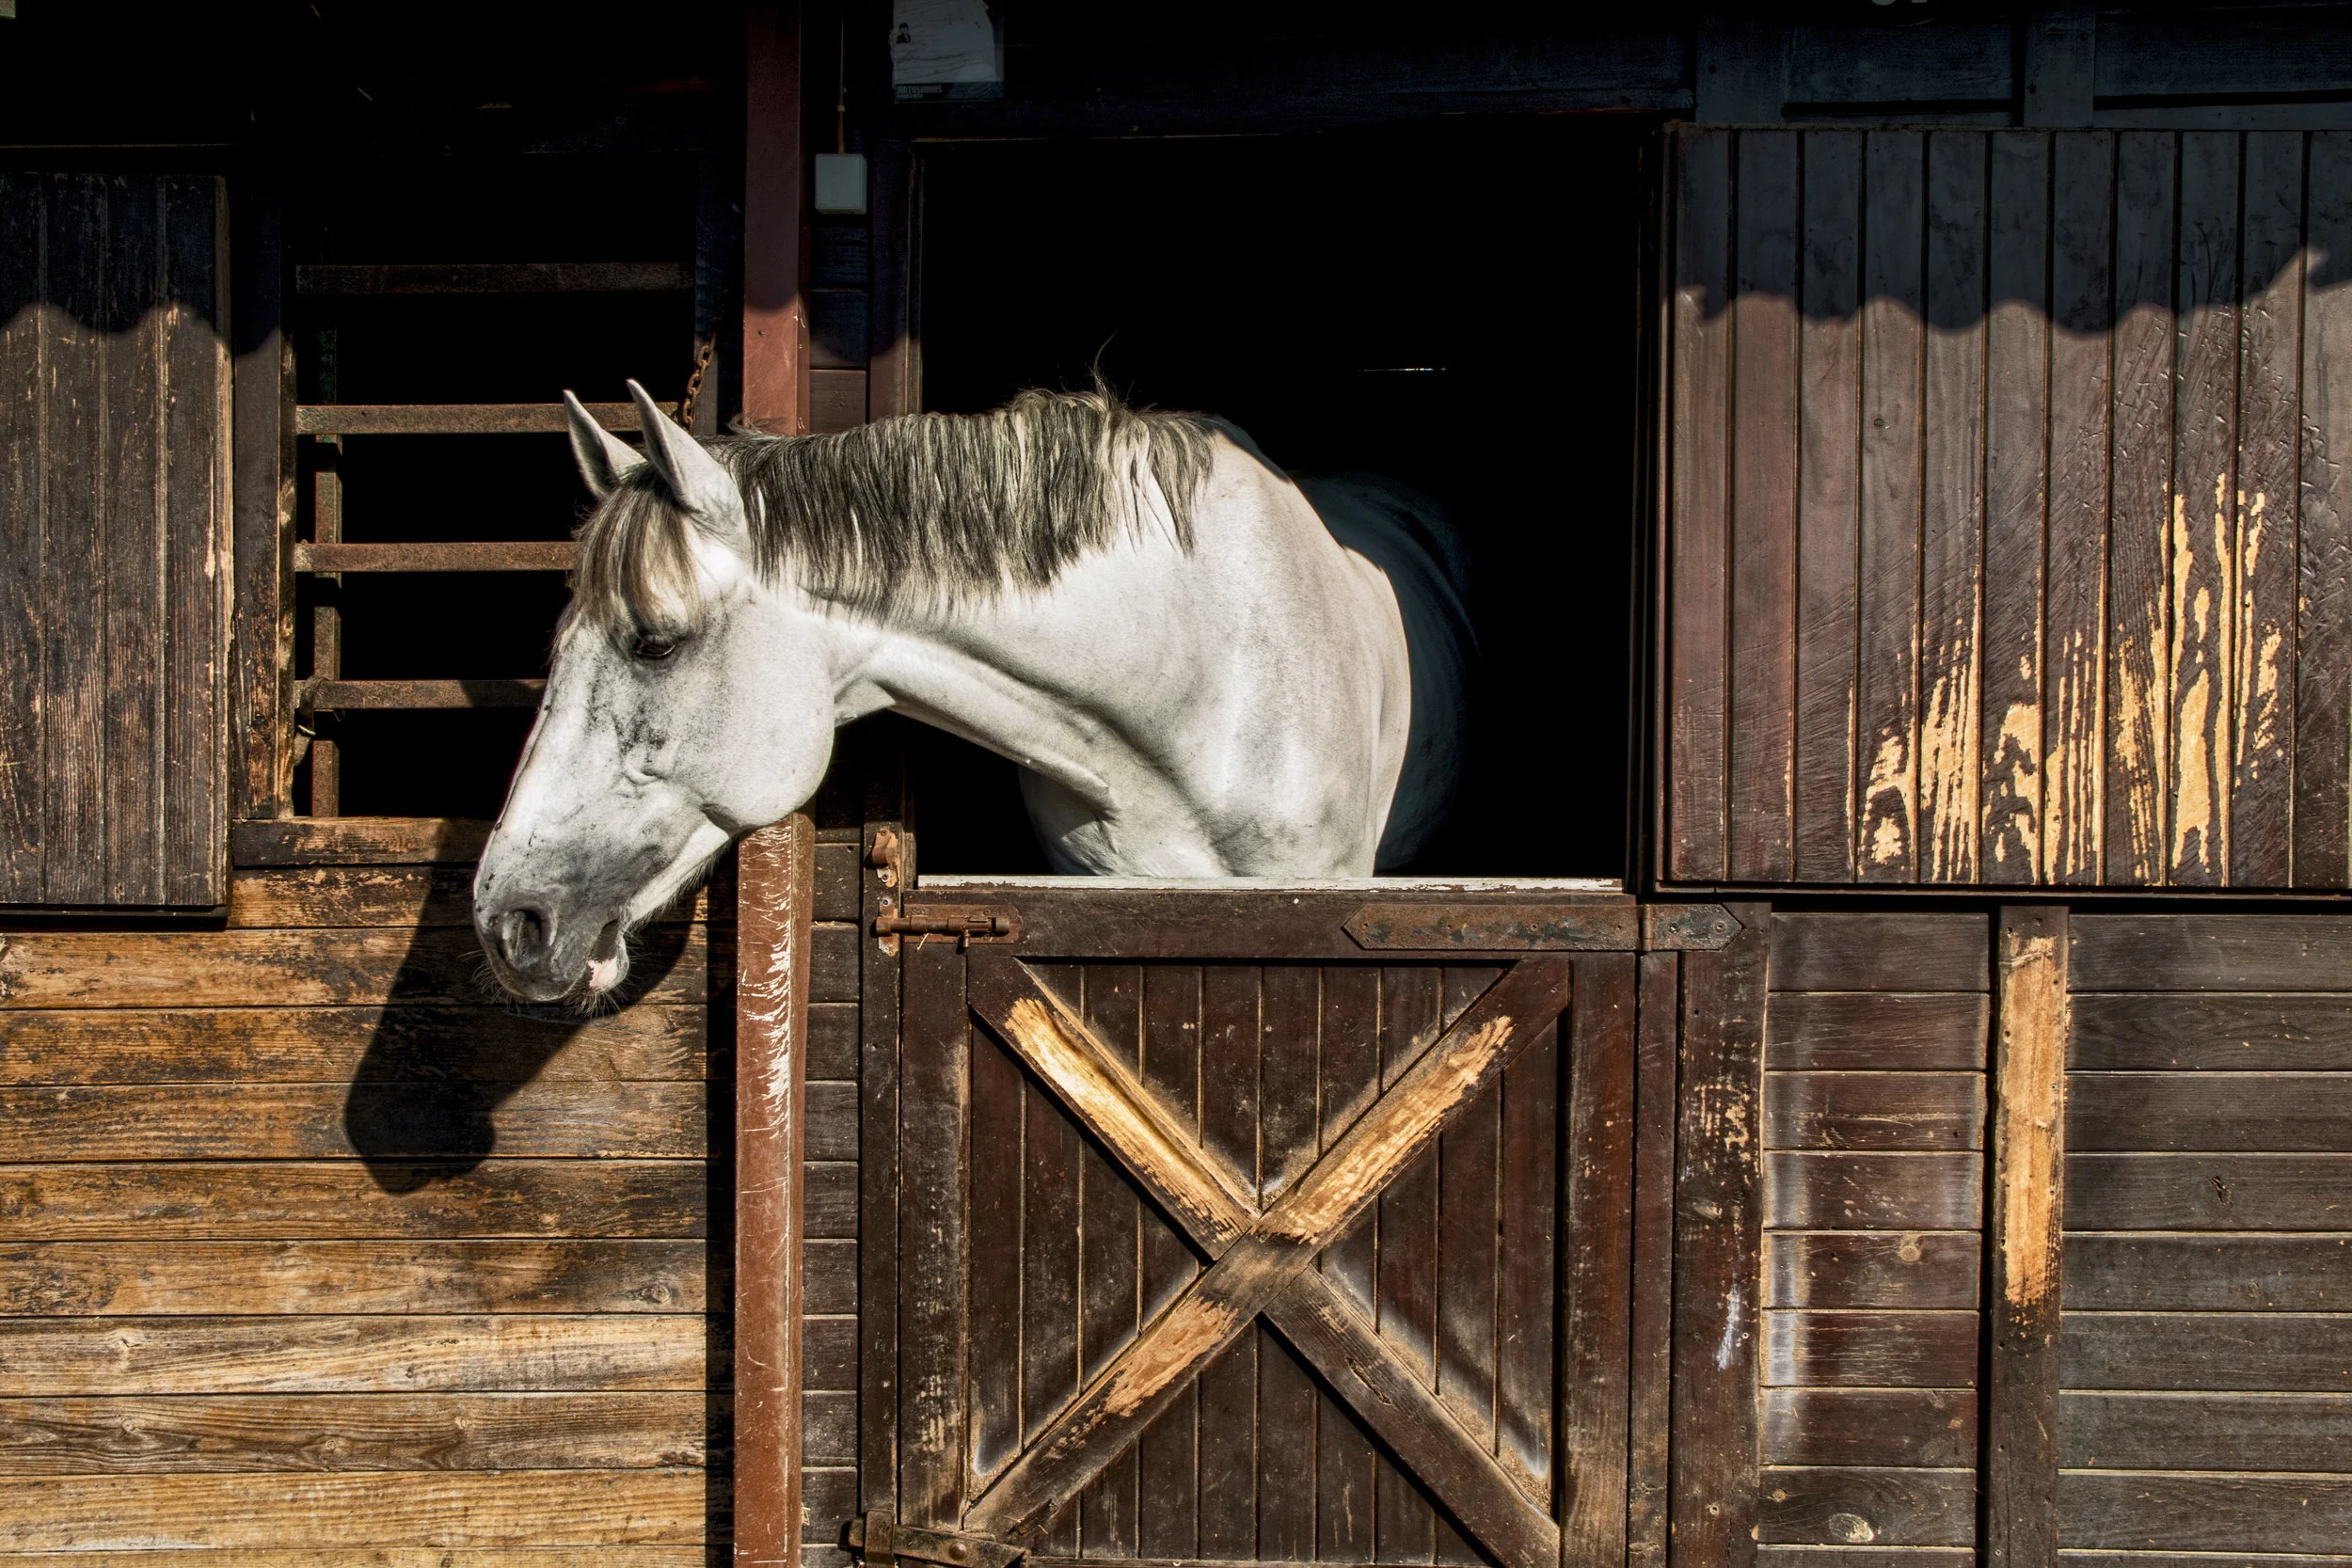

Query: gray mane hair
[[570, 387, 1222, 640]]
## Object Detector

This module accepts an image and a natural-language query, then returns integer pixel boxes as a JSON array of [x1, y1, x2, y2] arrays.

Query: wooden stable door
[[861, 884, 1665, 1568]]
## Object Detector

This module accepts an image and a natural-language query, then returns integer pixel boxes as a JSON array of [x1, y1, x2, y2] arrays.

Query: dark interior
[[903, 119, 1648, 877], [291, 109, 1647, 879]]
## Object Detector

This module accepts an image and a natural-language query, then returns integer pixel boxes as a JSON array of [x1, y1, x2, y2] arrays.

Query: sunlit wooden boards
[[0, 173, 230, 909], [2058, 914, 2352, 1559], [1664, 128, 2352, 890], [1757, 913, 1992, 1562], [0, 830, 859, 1560]]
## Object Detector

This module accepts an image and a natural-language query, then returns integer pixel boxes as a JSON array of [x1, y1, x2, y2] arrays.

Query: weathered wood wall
[[0, 172, 230, 909], [0, 819, 864, 1561], [1759, 914, 1991, 1559], [2059, 915, 2352, 1558], [1667, 127, 2352, 890]]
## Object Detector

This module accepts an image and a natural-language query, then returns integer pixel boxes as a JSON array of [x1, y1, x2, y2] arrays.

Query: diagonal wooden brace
[[964, 954, 1576, 1568]]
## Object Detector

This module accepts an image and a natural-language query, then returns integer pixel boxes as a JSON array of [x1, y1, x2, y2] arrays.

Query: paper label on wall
[[892, 0, 1003, 100]]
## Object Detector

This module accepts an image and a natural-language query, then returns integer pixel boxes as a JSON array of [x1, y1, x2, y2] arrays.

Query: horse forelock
[[566, 388, 1221, 640]]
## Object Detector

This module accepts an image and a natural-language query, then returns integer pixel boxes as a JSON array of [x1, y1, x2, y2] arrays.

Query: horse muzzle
[[475, 897, 624, 1003]]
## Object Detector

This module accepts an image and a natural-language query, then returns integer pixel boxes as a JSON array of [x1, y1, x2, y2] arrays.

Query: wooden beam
[[230, 171, 294, 821], [293, 403, 669, 436], [229, 816, 493, 867], [296, 261, 692, 295], [302, 678, 544, 711], [1693, 11, 1788, 123], [2022, 5, 2097, 126], [744, 1, 808, 436], [737, 817, 815, 1568], [294, 542, 575, 574], [1982, 905, 2070, 1568], [1668, 902, 1770, 1568]]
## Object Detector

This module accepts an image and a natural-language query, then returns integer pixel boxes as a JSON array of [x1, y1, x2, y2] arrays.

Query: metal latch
[[872, 897, 1022, 950], [849, 1511, 1025, 1568]]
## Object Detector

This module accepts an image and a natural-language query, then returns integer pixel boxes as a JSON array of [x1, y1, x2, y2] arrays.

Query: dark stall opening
[[902, 117, 1650, 878]]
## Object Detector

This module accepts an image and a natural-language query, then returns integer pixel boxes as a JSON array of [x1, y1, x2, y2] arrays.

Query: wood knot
[[1827, 1513, 1876, 1544]]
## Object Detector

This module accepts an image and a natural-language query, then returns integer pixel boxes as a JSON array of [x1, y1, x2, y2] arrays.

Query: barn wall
[[1757, 913, 1990, 1560], [1664, 127, 2352, 891], [0, 822, 865, 1561], [2060, 915, 2352, 1558]]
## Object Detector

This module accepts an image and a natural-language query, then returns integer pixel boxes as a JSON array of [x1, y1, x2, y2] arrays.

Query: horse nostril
[[499, 907, 550, 969]]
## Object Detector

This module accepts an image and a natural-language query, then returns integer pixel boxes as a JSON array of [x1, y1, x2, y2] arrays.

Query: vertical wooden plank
[[2302, 133, 2352, 888], [2168, 131, 2241, 886], [1139, 965, 1202, 1325], [898, 930, 969, 1529], [1623, 953, 1680, 1568], [1436, 968, 1501, 1449], [101, 173, 162, 905], [743, 1, 807, 436], [1919, 132, 1990, 884], [967, 984, 1025, 1482], [1982, 133, 2054, 883], [1258, 965, 1321, 1206], [1201, 964, 1261, 1210], [1857, 133, 1928, 881], [1022, 1051, 1083, 1448], [1137, 1386, 1200, 1561], [859, 779, 906, 1526], [2233, 131, 2304, 888], [1256, 1329, 1318, 1562], [1670, 128, 1734, 882], [1729, 129, 1801, 883], [1196, 1331, 1259, 1560], [1199, 961, 1260, 1560], [41, 174, 107, 905], [1560, 954, 1637, 1568], [1497, 1018, 1559, 1505], [1669, 903, 1769, 1568], [1795, 131, 1865, 884], [0, 173, 42, 899], [1316, 1382, 1375, 1563], [738, 816, 815, 1568], [1079, 967, 1142, 1560], [2107, 130, 2179, 885], [867, 140, 916, 422], [160, 175, 227, 906], [2046, 132, 2116, 884], [1319, 965, 1382, 1315], [1375, 967, 1440, 1565], [1980, 907, 2070, 1568], [230, 168, 292, 824]]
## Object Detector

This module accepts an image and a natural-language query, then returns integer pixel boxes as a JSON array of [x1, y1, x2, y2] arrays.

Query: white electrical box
[[814, 152, 868, 215]]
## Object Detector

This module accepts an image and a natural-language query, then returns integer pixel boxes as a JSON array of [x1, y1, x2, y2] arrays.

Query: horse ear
[[564, 390, 644, 499], [628, 379, 742, 539]]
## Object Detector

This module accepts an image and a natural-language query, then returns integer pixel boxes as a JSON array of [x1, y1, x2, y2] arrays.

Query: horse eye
[[631, 632, 679, 661]]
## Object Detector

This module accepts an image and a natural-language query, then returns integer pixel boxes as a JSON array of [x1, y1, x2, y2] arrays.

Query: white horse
[[474, 381, 1470, 1002]]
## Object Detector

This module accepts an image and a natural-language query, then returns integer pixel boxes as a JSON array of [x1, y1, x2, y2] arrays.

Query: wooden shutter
[[1663, 128, 2352, 891], [0, 172, 231, 908]]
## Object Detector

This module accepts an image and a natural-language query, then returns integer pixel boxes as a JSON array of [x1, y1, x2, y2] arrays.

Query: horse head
[[472, 383, 836, 1003]]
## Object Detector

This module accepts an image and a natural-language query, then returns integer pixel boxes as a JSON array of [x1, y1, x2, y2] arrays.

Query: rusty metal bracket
[[873, 897, 1023, 950], [1641, 903, 1741, 951], [849, 1512, 1025, 1568]]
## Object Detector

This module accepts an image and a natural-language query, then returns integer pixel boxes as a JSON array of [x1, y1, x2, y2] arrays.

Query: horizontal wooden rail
[[303, 678, 546, 711], [295, 542, 576, 574], [294, 403, 674, 436], [296, 261, 692, 295]]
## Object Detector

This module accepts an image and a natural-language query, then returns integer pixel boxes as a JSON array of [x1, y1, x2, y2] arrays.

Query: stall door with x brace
[[851, 877, 1735, 1568]]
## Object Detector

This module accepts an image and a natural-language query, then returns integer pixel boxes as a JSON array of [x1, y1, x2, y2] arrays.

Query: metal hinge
[[1641, 903, 1742, 951], [872, 896, 1022, 950], [848, 1512, 1025, 1568]]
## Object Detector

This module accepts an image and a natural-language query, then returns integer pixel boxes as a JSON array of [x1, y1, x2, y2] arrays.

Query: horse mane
[[570, 387, 1222, 638]]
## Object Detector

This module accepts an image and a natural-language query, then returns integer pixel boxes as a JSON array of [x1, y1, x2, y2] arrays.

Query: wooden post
[[1667, 902, 1769, 1568], [744, 0, 808, 435], [738, 814, 817, 1568], [230, 168, 294, 821], [1983, 905, 2071, 1568]]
